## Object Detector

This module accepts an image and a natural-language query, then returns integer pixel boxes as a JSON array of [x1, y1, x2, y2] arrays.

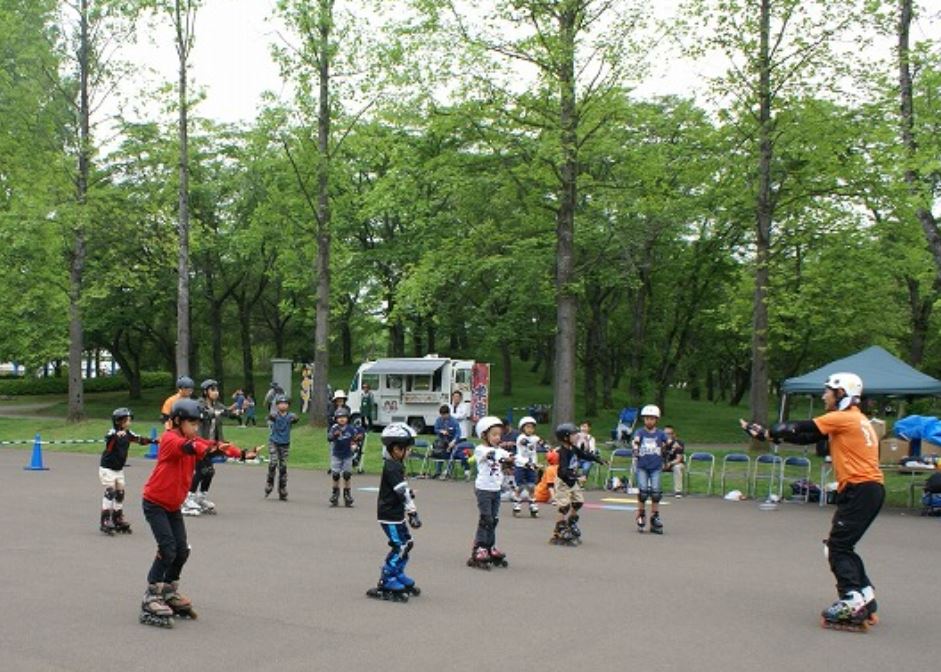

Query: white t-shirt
[[515, 434, 541, 468], [474, 445, 511, 491]]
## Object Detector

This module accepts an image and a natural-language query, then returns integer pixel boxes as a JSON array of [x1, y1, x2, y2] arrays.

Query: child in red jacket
[[139, 398, 255, 628]]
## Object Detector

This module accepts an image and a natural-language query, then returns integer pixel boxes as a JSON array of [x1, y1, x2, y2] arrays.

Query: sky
[[115, 0, 940, 127]]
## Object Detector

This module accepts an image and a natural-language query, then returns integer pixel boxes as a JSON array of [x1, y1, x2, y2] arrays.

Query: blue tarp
[[781, 346, 941, 396], [893, 415, 941, 444]]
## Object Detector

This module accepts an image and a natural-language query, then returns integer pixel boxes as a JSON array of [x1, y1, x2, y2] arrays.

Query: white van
[[346, 356, 490, 434]]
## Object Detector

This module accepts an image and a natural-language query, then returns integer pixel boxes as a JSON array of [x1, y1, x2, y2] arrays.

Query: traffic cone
[[23, 433, 49, 471], [145, 427, 159, 459]]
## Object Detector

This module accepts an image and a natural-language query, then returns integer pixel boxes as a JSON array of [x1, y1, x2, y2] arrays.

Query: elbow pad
[[769, 420, 825, 445]]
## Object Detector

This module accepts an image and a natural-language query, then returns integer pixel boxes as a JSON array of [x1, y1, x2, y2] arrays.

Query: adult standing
[[449, 390, 472, 442], [741, 372, 884, 630], [360, 382, 376, 430]]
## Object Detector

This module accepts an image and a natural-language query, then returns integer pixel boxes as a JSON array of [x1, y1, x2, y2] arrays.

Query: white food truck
[[345, 355, 490, 434]]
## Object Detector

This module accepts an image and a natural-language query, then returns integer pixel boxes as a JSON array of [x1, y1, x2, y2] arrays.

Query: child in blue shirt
[[632, 404, 668, 534], [265, 394, 299, 501], [328, 408, 362, 507]]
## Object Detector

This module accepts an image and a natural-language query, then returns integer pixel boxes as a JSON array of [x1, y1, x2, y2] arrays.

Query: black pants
[[827, 482, 884, 596], [143, 499, 189, 585], [189, 456, 215, 493]]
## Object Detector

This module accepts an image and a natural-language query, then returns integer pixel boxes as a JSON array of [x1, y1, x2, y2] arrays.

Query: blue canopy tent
[[779, 346, 941, 421]]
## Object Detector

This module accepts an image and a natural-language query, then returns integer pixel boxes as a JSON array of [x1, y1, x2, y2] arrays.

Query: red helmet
[[546, 450, 559, 466]]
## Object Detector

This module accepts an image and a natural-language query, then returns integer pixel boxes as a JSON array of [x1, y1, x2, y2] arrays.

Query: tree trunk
[[426, 322, 436, 355], [551, 7, 578, 427], [209, 298, 224, 390], [905, 276, 933, 367], [67, 0, 91, 423], [174, 0, 192, 378], [237, 296, 255, 393], [500, 340, 512, 396], [309, 0, 332, 428], [412, 317, 424, 356], [898, 0, 941, 283], [540, 335, 554, 386], [748, 0, 772, 426]]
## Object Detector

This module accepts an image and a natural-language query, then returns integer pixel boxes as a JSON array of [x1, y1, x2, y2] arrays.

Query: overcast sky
[[115, 0, 939, 126]]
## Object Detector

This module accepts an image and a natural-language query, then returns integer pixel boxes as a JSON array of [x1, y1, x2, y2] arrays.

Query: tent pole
[[778, 392, 787, 423]]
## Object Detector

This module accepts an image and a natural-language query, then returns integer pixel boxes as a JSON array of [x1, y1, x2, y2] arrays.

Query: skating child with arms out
[[513, 416, 545, 517], [328, 407, 361, 507], [468, 416, 515, 568], [632, 405, 668, 534], [265, 394, 299, 500], [98, 408, 155, 535], [551, 423, 605, 545], [742, 372, 884, 631], [183, 379, 240, 516], [139, 399, 255, 627], [367, 423, 423, 602]]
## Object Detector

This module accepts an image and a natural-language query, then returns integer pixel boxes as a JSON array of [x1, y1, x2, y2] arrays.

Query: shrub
[[0, 372, 172, 396]]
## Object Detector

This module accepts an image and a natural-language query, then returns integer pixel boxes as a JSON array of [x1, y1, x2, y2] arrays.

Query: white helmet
[[825, 373, 863, 410], [475, 415, 504, 439], [640, 404, 661, 419], [381, 422, 416, 459], [517, 416, 537, 430], [332, 389, 348, 401]]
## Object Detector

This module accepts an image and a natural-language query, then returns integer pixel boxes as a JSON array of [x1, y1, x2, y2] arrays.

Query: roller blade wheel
[[529, 509, 539, 518], [100, 525, 115, 536], [402, 585, 421, 597], [512, 509, 521, 517], [549, 536, 577, 546], [114, 525, 132, 534], [139, 612, 174, 628], [366, 587, 409, 603], [490, 558, 509, 568], [820, 617, 868, 633], [466, 558, 492, 570], [169, 605, 198, 620], [650, 526, 663, 535]]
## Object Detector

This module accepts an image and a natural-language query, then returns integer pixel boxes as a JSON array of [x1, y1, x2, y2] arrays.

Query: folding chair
[[611, 407, 639, 441], [407, 440, 431, 477], [683, 451, 716, 496], [750, 453, 783, 500], [780, 455, 812, 502], [604, 447, 635, 491], [720, 453, 751, 496], [426, 439, 453, 479], [444, 440, 474, 481]]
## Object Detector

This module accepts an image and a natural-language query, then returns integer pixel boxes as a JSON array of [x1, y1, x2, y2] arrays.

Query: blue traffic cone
[[145, 427, 159, 459], [24, 433, 49, 471]]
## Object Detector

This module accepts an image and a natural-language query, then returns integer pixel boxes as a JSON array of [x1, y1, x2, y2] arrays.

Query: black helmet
[[275, 394, 290, 405], [200, 379, 219, 393], [555, 422, 579, 441], [112, 407, 133, 427], [170, 398, 203, 422], [334, 407, 350, 419], [176, 376, 195, 390]]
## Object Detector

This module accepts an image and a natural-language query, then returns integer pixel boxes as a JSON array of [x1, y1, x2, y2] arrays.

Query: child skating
[[468, 416, 514, 569], [265, 394, 299, 500], [632, 405, 668, 534], [551, 423, 604, 545], [367, 423, 423, 603], [741, 372, 884, 632], [99, 408, 155, 535], [327, 407, 361, 507], [513, 416, 545, 517], [183, 378, 240, 516], [139, 399, 255, 628]]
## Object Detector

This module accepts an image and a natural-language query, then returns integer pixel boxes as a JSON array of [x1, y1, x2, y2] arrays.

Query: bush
[[0, 372, 172, 396]]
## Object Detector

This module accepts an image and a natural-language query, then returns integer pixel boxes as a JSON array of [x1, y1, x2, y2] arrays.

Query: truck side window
[[387, 375, 402, 390]]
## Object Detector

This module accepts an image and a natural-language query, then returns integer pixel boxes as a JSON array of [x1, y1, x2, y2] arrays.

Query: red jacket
[[142, 429, 242, 511]]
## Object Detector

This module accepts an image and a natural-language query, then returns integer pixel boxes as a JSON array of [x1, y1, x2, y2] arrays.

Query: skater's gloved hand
[[739, 419, 768, 442], [407, 511, 422, 529]]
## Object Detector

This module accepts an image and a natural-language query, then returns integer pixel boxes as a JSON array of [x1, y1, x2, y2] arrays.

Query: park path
[[0, 402, 59, 420]]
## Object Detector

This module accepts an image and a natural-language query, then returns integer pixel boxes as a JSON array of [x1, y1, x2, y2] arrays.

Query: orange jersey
[[534, 465, 558, 503], [814, 407, 883, 491], [161, 393, 183, 430]]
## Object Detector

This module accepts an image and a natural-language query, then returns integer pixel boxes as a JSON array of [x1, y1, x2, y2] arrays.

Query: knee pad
[[652, 491, 663, 503], [156, 543, 177, 567], [332, 472, 341, 482], [637, 490, 649, 504], [104, 487, 115, 501], [478, 514, 494, 532], [558, 504, 571, 515], [572, 501, 583, 511], [114, 489, 125, 503], [403, 539, 414, 558], [342, 471, 352, 481]]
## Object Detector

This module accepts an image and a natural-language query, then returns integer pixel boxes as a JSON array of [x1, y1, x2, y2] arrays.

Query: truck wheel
[[408, 417, 426, 435]]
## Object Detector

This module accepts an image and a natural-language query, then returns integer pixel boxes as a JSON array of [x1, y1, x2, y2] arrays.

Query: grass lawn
[[0, 358, 934, 508]]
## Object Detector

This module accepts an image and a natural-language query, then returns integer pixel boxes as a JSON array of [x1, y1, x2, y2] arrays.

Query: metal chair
[[780, 455, 812, 502], [750, 453, 783, 500], [720, 453, 751, 496], [683, 451, 716, 496], [604, 447, 635, 491], [407, 440, 431, 477]]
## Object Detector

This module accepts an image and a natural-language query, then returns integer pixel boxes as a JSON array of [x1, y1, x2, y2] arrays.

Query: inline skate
[[329, 487, 340, 507], [343, 488, 354, 508], [635, 511, 646, 533], [100, 510, 115, 536], [366, 568, 409, 603], [163, 581, 197, 620], [197, 492, 216, 515], [112, 510, 132, 534], [489, 547, 509, 568], [181, 493, 202, 517], [650, 513, 663, 535], [139, 584, 174, 628], [820, 591, 870, 632], [467, 546, 492, 570]]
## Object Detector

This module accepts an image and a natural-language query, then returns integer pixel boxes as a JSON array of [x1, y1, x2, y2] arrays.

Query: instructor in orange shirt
[[741, 372, 884, 629]]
